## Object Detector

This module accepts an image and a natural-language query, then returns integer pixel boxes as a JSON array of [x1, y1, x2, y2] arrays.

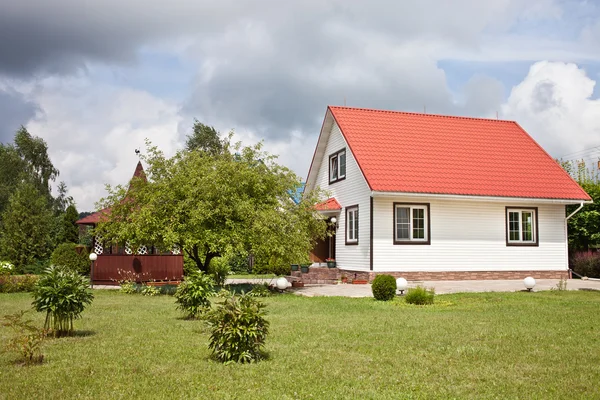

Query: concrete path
[[289, 279, 600, 297]]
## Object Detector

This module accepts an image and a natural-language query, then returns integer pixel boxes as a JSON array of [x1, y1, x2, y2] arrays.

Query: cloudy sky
[[1, 0, 600, 210]]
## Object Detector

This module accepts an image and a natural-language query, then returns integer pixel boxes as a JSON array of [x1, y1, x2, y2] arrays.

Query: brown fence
[[92, 255, 184, 285]]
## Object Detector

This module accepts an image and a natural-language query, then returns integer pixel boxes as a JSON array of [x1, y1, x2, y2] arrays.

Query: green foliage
[[185, 120, 224, 155], [570, 252, 600, 278], [50, 242, 90, 275], [0, 260, 14, 276], [59, 204, 80, 244], [405, 286, 435, 305], [174, 271, 215, 318], [0, 182, 55, 271], [2, 310, 47, 365], [371, 274, 397, 301], [120, 281, 137, 294], [247, 283, 271, 297], [95, 137, 327, 273], [141, 284, 161, 296], [208, 257, 230, 286], [31, 266, 94, 337], [253, 255, 292, 276], [207, 293, 269, 364], [0, 274, 40, 293]]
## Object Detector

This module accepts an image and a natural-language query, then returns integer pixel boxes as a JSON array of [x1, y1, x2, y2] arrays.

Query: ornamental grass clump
[[207, 293, 269, 364], [371, 274, 397, 301], [405, 286, 435, 305], [174, 270, 215, 319], [31, 265, 94, 337]]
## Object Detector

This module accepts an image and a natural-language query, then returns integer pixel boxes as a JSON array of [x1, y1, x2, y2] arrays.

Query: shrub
[[247, 283, 271, 297], [2, 311, 47, 365], [174, 271, 215, 319], [120, 281, 137, 294], [371, 274, 397, 301], [32, 265, 94, 337], [141, 284, 160, 296], [0, 261, 14, 276], [405, 286, 435, 305], [50, 243, 90, 275], [19, 259, 50, 275], [570, 252, 600, 278], [208, 257, 231, 286], [207, 293, 269, 363], [0, 275, 40, 293]]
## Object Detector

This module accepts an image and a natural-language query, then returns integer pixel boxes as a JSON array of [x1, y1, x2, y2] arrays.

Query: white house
[[304, 106, 591, 280]]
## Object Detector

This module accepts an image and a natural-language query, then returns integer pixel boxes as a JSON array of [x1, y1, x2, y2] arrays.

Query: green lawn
[[227, 273, 276, 279], [1, 290, 599, 399]]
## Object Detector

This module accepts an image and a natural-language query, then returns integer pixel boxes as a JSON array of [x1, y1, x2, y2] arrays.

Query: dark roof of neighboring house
[[322, 106, 590, 201]]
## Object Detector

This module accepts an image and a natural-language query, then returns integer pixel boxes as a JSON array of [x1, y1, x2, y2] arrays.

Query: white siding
[[373, 196, 567, 271], [314, 122, 371, 271]]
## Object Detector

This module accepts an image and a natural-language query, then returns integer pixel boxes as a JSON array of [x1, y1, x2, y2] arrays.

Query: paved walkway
[[289, 279, 600, 297], [94, 278, 600, 298]]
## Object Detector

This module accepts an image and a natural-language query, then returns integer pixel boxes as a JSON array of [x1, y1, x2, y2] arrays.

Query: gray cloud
[[0, 88, 38, 143]]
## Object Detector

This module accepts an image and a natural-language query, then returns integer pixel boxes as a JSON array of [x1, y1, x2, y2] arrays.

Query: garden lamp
[[396, 277, 408, 295], [523, 276, 536, 292], [89, 252, 98, 289], [276, 277, 289, 292]]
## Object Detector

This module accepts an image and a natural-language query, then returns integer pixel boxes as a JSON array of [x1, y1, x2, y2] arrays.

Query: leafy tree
[[185, 120, 224, 155], [560, 159, 600, 251], [13, 127, 59, 197], [54, 181, 74, 214], [0, 182, 55, 271], [96, 137, 327, 272], [59, 204, 80, 244]]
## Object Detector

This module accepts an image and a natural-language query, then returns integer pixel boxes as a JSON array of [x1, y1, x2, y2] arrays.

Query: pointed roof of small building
[[76, 161, 146, 225]]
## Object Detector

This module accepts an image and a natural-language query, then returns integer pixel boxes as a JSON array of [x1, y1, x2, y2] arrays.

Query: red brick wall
[[290, 267, 568, 283]]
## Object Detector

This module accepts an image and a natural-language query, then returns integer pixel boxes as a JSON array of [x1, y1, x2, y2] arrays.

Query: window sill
[[329, 176, 346, 185], [393, 240, 431, 245]]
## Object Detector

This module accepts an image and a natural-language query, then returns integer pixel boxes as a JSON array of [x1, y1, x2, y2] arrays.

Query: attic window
[[329, 148, 346, 184]]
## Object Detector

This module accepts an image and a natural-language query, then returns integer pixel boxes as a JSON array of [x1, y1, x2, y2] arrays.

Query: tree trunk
[[184, 244, 220, 273]]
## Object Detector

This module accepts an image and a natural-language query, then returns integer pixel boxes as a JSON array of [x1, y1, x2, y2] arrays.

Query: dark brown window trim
[[393, 202, 431, 245], [345, 204, 359, 245], [505, 206, 539, 247], [328, 148, 347, 184]]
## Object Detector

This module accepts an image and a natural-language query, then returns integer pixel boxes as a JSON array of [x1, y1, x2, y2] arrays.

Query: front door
[[309, 218, 336, 262]]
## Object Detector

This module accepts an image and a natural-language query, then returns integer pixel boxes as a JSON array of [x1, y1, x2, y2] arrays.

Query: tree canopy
[[185, 120, 224, 155], [96, 137, 327, 272]]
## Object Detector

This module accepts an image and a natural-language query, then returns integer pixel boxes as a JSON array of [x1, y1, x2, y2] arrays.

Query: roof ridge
[[328, 105, 516, 124]]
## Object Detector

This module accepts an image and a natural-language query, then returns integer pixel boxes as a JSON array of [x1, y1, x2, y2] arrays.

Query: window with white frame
[[393, 203, 430, 244], [329, 149, 346, 184], [506, 208, 537, 245], [346, 205, 358, 244]]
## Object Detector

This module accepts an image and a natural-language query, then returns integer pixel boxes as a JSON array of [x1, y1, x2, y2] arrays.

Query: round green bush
[[405, 286, 435, 305], [50, 243, 90, 275], [371, 274, 397, 301], [174, 271, 215, 319]]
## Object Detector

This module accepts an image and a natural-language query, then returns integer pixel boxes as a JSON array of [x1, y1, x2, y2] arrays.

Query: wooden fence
[[92, 255, 184, 285]]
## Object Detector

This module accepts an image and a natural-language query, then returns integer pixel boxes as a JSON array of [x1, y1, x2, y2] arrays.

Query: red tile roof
[[315, 197, 342, 211], [328, 106, 591, 201]]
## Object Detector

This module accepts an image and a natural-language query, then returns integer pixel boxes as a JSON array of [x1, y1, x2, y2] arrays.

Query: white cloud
[[502, 61, 600, 159], [22, 76, 183, 211]]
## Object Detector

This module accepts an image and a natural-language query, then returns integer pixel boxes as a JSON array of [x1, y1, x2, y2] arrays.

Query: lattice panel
[[124, 241, 132, 255], [93, 235, 103, 255], [171, 245, 181, 255], [137, 245, 148, 255]]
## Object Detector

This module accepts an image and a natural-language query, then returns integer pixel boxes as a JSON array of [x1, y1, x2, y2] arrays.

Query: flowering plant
[[0, 261, 14, 276], [325, 258, 335, 262]]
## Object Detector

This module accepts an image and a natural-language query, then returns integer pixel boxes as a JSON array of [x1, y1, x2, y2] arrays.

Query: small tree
[[59, 204, 80, 244], [32, 266, 94, 337], [207, 293, 269, 363], [174, 270, 215, 319], [0, 182, 54, 272]]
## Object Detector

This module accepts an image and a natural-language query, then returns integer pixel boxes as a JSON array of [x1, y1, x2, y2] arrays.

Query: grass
[[1, 290, 600, 399]]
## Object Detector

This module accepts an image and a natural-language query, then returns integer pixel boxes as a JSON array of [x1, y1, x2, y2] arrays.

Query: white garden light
[[523, 276, 536, 292], [276, 277, 289, 291], [89, 253, 98, 289], [396, 277, 408, 295]]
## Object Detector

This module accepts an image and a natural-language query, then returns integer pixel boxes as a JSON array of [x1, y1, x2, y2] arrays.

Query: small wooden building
[[76, 162, 184, 285]]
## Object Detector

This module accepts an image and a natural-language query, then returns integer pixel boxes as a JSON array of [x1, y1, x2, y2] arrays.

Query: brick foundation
[[290, 267, 568, 284]]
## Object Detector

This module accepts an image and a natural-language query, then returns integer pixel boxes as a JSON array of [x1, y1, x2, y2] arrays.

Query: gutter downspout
[[565, 202, 588, 278]]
